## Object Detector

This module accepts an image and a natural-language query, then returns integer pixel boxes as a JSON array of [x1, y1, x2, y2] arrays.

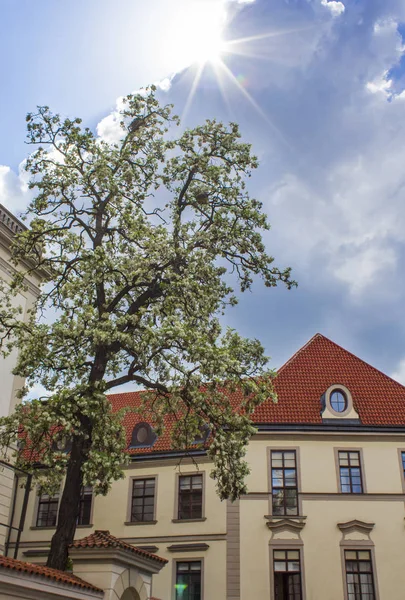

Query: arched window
[[129, 422, 157, 448]]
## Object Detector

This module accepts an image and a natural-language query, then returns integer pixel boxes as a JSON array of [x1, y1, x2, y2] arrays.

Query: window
[[330, 389, 347, 413], [130, 478, 156, 522], [273, 549, 302, 600], [36, 493, 59, 527], [345, 550, 375, 600], [339, 451, 363, 493], [271, 451, 298, 516], [129, 422, 157, 448], [175, 561, 201, 600], [401, 451, 405, 480], [178, 474, 203, 520], [192, 424, 210, 446], [77, 486, 92, 526]]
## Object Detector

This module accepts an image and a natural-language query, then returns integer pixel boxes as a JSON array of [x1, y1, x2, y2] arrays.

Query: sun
[[187, 7, 226, 65], [168, 1, 227, 69]]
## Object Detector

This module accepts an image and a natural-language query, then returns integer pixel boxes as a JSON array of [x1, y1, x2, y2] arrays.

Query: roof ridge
[[71, 530, 168, 564], [312, 334, 405, 391], [276, 333, 324, 375]]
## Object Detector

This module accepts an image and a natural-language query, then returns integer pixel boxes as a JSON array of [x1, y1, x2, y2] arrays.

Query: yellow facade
[[9, 429, 405, 599]]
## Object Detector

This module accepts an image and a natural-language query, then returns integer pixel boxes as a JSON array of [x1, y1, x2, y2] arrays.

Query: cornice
[[0, 255, 41, 297], [0, 205, 26, 236]]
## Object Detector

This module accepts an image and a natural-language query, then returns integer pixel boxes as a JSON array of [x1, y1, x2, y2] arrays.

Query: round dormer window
[[136, 425, 149, 444], [130, 422, 157, 448], [323, 384, 355, 419], [330, 389, 347, 413]]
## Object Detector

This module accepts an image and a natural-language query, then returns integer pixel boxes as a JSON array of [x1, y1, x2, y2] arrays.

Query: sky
[[2, 0, 405, 385]]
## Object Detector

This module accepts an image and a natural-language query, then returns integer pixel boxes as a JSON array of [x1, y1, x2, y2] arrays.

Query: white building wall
[[0, 205, 42, 555]]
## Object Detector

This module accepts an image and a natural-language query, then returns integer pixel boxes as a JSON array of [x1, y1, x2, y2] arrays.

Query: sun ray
[[216, 60, 291, 150], [226, 25, 315, 48], [181, 62, 205, 123], [212, 60, 235, 120]]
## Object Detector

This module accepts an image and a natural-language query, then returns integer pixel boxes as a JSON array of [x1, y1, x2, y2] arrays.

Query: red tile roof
[[253, 333, 405, 426], [107, 334, 405, 453], [71, 530, 168, 564], [0, 555, 102, 593]]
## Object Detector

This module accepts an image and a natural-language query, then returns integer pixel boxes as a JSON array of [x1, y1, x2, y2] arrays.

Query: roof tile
[[107, 334, 405, 453], [0, 555, 102, 593], [71, 530, 167, 564]]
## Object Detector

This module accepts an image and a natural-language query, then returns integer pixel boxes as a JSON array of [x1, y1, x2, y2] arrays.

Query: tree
[[0, 87, 295, 571]]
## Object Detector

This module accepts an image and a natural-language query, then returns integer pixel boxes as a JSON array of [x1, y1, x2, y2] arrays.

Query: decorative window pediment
[[265, 516, 307, 534], [337, 519, 375, 536], [337, 519, 375, 543]]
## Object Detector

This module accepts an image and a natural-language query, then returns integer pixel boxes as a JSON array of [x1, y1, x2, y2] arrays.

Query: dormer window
[[52, 436, 72, 453], [129, 422, 157, 448], [192, 424, 210, 446], [330, 389, 347, 413], [321, 384, 359, 421]]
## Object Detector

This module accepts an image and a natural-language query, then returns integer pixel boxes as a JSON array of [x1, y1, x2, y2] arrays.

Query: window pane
[[284, 452, 295, 461], [180, 477, 191, 489], [349, 452, 360, 465], [192, 476, 203, 489], [272, 470, 284, 487], [284, 470, 297, 486], [274, 561, 286, 572]]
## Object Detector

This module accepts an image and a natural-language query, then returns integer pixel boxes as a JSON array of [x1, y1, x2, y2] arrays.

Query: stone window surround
[[31, 485, 94, 530], [340, 539, 380, 600], [172, 470, 206, 523], [171, 556, 205, 600], [267, 446, 303, 517], [334, 447, 367, 494], [324, 384, 354, 418], [125, 474, 159, 525], [268, 539, 306, 600]]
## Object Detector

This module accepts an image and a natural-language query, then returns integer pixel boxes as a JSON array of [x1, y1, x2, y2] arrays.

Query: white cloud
[[259, 15, 405, 301], [321, 0, 345, 17], [0, 163, 32, 214], [390, 358, 405, 385], [96, 75, 175, 145], [366, 71, 392, 96]]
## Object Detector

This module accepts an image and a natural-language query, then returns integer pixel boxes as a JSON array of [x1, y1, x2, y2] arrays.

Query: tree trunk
[[46, 354, 105, 570], [46, 434, 89, 571]]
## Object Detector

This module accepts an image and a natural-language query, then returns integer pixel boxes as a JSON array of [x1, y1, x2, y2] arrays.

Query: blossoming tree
[[0, 88, 295, 570]]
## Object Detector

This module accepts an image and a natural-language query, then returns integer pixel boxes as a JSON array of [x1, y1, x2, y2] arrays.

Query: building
[[0, 204, 43, 556], [7, 333, 405, 599]]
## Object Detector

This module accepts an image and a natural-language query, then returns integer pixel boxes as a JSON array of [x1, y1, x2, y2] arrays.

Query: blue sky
[[2, 0, 405, 384]]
